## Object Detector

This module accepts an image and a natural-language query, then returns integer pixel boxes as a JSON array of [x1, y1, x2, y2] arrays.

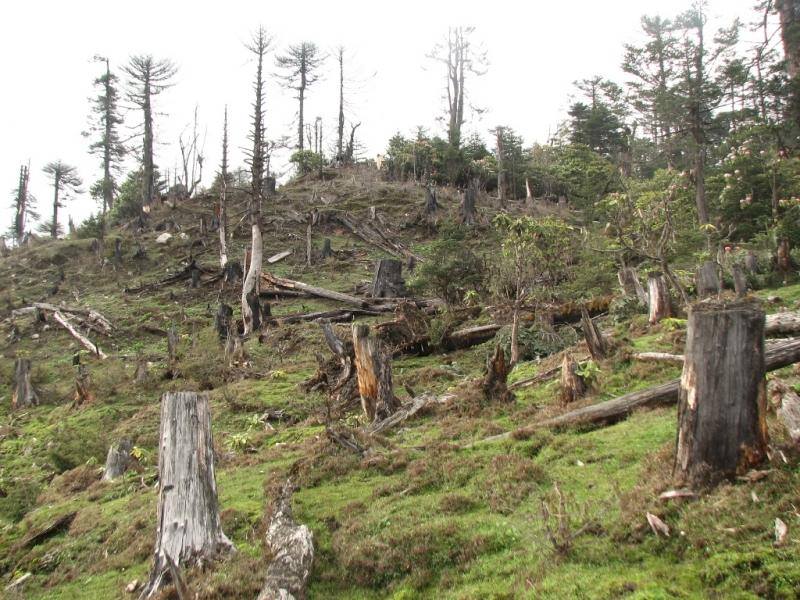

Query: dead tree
[[218, 107, 230, 268], [214, 303, 234, 341], [73, 365, 95, 406], [732, 264, 747, 298], [460, 181, 477, 225], [167, 326, 179, 378], [12, 358, 38, 409], [177, 106, 204, 199], [257, 480, 314, 600], [352, 323, 397, 422], [371, 259, 405, 298], [102, 439, 133, 481], [695, 260, 720, 298], [674, 301, 768, 488], [321, 238, 332, 259], [140, 392, 234, 599], [647, 272, 672, 325], [275, 42, 325, 152], [580, 306, 608, 360], [617, 266, 648, 305], [560, 353, 586, 405], [482, 344, 513, 403], [424, 185, 438, 217]]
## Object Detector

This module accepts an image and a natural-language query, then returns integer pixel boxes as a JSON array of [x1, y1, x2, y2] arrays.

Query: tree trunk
[[732, 264, 747, 298], [12, 358, 38, 409], [617, 267, 648, 305], [647, 272, 672, 325], [695, 260, 720, 298], [580, 306, 608, 360], [744, 250, 758, 274], [352, 323, 397, 422], [306, 213, 313, 267], [482, 344, 513, 403], [102, 439, 133, 481], [242, 225, 263, 335], [214, 303, 234, 341], [371, 259, 405, 298], [424, 186, 438, 217], [560, 353, 587, 405], [510, 304, 521, 366], [321, 238, 332, 259], [777, 238, 791, 283], [674, 300, 768, 488], [139, 392, 234, 599], [460, 181, 476, 225]]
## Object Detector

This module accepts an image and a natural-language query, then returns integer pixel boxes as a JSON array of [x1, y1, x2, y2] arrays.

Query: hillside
[[2, 168, 800, 600]]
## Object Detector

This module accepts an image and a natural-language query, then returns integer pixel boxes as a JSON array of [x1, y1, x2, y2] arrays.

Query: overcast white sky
[[0, 0, 763, 232]]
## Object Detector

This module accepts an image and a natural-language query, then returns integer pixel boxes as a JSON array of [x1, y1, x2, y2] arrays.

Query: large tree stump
[[352, 324, 397, 422], [617, 266, 648, 305], [560, 353, 587, 405], [482, 344, 513, 403], [777, 238, 792, 283], [371, 259, 405, 298], [102, 439, 133, 481], [73, 365, 95, 406], [732, 264, 748, 298], [695, 260, 720, 298], [424, 186, 438, 217], [674, 301, 768, 488], [580, 306, 608, 360], [140, 392, 234, 599], [214, 303, 234, 341], [647, 272, 672, 325], [257, 480, 314, 600], [12, 358, 38, 409], [320, 238, 333, 259], [460, 182, 477, 225]]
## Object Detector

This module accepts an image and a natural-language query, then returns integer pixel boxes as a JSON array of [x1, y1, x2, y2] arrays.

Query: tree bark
[[647, 272, 672, 324], [242, 228, 263, 335], [732, 264, 747, 298], [482, 344, 513, 403], [695, 260, 720, 298], [102, 439, 133, 481], [214, 303, 234, 341], [140, 392, 234, 599], [321, 238, 333, 259], [674, 301, 767, 488], [560, 353, 587, 405], [744, 250, 758, 274], [371, 259, 405, 298], [460, 181, 477, 225], [618, 267, 648, 305], [352, 323, 397, 422], [580, 306, 608, 360], [424, 186, 438, 217], [12, 358, 38, 409]]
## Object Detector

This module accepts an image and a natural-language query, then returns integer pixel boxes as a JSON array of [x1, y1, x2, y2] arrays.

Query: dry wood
[[140, 392, 233, 599], [12, 358, 38, 409], [270, 308, 382, 326], [483, 344, 513, 403], [268, 249, 293, 264], [647, 272, 672, 324], [367, 393, 454, 434], [632, 352, 685, 364], [322, 210, 424, 263], [12, 302, 113, 335], [263, 272, 373, 309], [695, 260, 720, 298], [52, 311, 108, 359], [560, 353, 587, 405], [102, 439, 133, 481], [580, 306, 608, 360], [257, 480, 314, 600], [352, 323, 398, 421]]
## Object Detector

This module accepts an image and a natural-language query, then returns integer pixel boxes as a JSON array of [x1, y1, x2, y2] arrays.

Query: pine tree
[[42, 161, 82, 239], [9, 164, 36, 245], [275, 42, 325, 151]]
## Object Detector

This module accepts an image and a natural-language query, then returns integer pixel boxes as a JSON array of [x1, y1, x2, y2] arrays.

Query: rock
[[155, 233, 172, 245], [125, 579, 140, 593]]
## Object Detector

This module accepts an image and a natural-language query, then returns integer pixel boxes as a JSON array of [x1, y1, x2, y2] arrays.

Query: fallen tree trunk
[[324, 210, 424, 263], [367, 393, 454, 434], [262, 272, 375, 309], [257, 480, 314, 600], [12, 302, 113, 335], [632, 352, 685, 364], [269, 308, 382, 326], [52, 311, 108, 359], [580, 306, 608, 360]]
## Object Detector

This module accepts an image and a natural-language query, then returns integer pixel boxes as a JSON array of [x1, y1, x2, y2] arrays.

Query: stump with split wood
[[12, 358, 38, 409], [674, 300, 768, 488], [695, 260, 720, 299], [483, 344, 513, 403], [371, 259, 405, 298], [352, 323, 398, 422], [647, 272, 672, 325], [102, 439, 133, 481], [139, 392, 233, 599], [560, 353, 587, 405], [580, 306, 608, 360]]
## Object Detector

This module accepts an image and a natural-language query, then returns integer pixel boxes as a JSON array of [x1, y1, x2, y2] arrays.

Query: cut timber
[[695, 260, 720, 299], [139, 392, 233, 599], [443, 324, 502, 351], [257, 480, 314, 600], [267, 249, 293, 264], [647, 272, 672, 325], [12, 302, 113, 336], [52, 311, 108, 359], [352, 323, 398, 422], [675, 301, 767, 487], [580, 306, 608, 360], [732, 264, 747, 297], [560, 353, 587, 405], [483, 344, 513, 403], [367, 393, 454, 435], [371, 259, 405, 298], [102, 439, 133, 481], [12, 358, 38, 409], [270, 308, 382, 326], [765, 311, 800, 336], [618, 267, 648, 305], [263, 272, 372, 309]]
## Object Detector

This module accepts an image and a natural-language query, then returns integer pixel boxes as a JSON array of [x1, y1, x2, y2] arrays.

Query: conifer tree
[[275, 42, 325, 151], [42, 161, 82, 239]]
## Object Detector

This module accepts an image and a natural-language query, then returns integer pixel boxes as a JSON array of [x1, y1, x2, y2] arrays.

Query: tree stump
[[460, 182, 477, 225], [135, 356, 149, 384], [73, 365, 95, 406], [0, 236, 8, 257], [214, 303, 234, 341], [102, 439, 133, 481], [617, 266, 647, 305], [140, 392, 234, 599], [695, 260, 720, 298], [777, 238, 791, 283], [190, 265, 200, 288], [560, 353, 587, 405], [12, 358, 38, 409], [352, 323, 397, 422], [744, 250, 758, 274], [674, 300, 768, 488], [580, 306, 608, 360], [482, 344, 513, 403], [647, 272, 672, 325], [166, 326, 179, 378], [321, 238, 333, 259], [732, 264, 747, 298], [424, 186, 438, 217], [223, 261, 243, 284], [371, 259, 405, 298], [114, 238, 123, 262]]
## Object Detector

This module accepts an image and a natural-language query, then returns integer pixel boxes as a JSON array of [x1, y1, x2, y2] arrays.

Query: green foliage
[[75, 212, 105, 239], [47, 422, 108, 473], [0, 473, 41, 522], [290, 150, 324, 175], [575, 360, 601, 383], [496, 324, 579, 361], [108, 171, 144, 224]]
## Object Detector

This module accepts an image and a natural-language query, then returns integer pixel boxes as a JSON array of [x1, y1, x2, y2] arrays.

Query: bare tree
[[122, 55, 177, 221], [9, 163, 36, 245], [242, 27, 273, 335], [177, 105, 205, 199], [42, 161, 82, 239], [428, 27, 487, 148], [218, 106, 230, 268], [275, 42, 325, 151], [336, 46, 345, 162]]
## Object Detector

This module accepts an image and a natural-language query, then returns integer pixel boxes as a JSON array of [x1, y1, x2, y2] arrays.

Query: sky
[[0, 0, 764, 233]]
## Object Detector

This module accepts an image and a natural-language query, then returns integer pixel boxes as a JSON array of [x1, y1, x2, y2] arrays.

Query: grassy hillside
[[1, 169, 799, 599]]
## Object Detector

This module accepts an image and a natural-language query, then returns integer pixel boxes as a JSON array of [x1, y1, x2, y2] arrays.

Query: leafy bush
[[496, 324, 578, 361], [0, 475, 41, 523]]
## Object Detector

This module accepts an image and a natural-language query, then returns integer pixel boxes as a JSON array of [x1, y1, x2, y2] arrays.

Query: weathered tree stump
[[135, 356, 149, 384], [139, 392, 234, 599], [352, 323, 397, 422], [695, 260, 720, 298], [424, 186, 438, 217], [214, 303, 234, 341], [12, 358, 38, 409], [732, 264, 747, 298], [674, 301, 768, 488], [223, 261, 243, 284], [257, 480, 314, 600], [482, 344, 513, 403], [166, 326, 179, 378], [114, 238, 123, 262], [580, 306, 608, 360], [0, 236, 8, 257], [321, 238, 333, 259], [73, 365, 95, 406], [371, 259, 405, 298], [560, 353, 587, 405], [460, 182, 477, 225], [777, 238, 792, 283], [102, 439, 133, 481], [617, 266, 648, 305], [647, 272, 673, 325], [190, 265, 200, 288], [744, 250, 758, 274]]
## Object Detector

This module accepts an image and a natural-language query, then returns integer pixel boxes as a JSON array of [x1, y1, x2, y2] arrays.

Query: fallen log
[[12, 302, 113, 334], [632, 352, 685, 364], [475, 338, 800, 444], [52, 311, 108, 359], [324, 210, 424, 263], [367, 393, 454, 435], [262, 272, 375, 310], [267, 249, 293, 264], [269, 308, 382, 326], [444, 324, 503, 351]]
